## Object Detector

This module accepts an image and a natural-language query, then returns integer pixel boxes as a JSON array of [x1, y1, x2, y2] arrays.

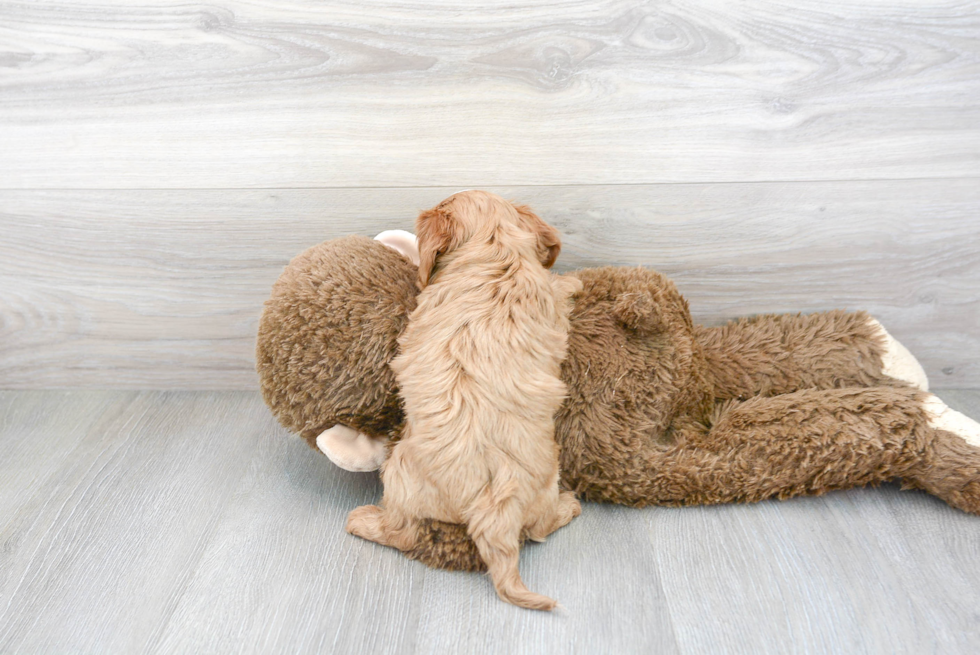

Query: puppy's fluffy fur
[[346, 190, 582, 610]]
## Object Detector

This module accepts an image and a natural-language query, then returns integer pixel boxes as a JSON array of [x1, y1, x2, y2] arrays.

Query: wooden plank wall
[[1, 1, 978, 389]]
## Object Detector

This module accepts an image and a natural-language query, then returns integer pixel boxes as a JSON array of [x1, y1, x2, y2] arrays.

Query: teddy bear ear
[[374, 230, 420, 266], [613, 289, 664, 334], [416, 205, 462, 287]]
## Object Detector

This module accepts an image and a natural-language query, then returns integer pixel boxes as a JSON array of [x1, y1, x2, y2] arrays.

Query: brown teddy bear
[[256, 232, 980, 572]]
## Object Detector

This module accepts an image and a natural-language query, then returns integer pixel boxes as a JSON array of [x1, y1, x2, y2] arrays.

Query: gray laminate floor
[[2, 390, 980, 654]]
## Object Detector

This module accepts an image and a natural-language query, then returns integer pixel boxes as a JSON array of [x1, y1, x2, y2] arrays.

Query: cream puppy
[[346, 190, 582, 610]]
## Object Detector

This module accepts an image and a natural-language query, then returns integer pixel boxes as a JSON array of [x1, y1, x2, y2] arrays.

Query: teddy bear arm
[[315, 425, 388, 472], [695, 310, 927, 400]]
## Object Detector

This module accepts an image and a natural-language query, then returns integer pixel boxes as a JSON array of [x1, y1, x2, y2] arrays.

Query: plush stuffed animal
[[257, 232, 980, 572]]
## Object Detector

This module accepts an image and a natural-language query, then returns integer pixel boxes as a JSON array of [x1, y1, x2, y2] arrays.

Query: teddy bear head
[[256, 235, 416, 450]]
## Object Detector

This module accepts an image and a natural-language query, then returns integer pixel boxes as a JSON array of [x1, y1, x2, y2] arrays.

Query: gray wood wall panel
[[1, 1, 979, 188], [2, 390, 979, 653], [2, 181, 978, 389]]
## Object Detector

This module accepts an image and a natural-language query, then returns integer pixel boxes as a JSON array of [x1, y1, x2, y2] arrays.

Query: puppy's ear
[[416, 205, 462, 287], [512, 204, 561, 269]]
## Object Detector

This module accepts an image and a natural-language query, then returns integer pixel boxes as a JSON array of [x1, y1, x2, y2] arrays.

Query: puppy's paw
[[346, 504, 385, 541], [554, 274, 584, 299], [558, 490, 582, 521]]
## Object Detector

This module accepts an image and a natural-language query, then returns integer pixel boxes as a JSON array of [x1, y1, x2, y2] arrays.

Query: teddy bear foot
[[316, 425, 387, 472], [910, 394, 980, 515], [923, 395, 980, 448], [867, 318, 929, 391]]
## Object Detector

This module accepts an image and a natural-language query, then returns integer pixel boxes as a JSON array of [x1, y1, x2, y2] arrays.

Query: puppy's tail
[[468, 476, 557, 611], [479, 547, 557, 612]]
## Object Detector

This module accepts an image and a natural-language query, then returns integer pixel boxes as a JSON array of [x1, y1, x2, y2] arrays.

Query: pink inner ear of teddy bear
[[374, 230, 420, 267]]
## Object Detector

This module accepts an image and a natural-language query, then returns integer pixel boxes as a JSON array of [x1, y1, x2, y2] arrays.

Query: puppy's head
[[416, 191, 562, 287]]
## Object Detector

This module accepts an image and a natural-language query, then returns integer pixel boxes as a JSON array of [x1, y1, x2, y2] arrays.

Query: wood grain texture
[[2, 180, 978, 389], [1, 390, 979, 653], [151, 402, 425, 655], [650, 491, 980, 654], [0, 390, 134, 533], [0, 392, 275, 653], [412, 504, 680, 654], [1, 0, 979, 188]]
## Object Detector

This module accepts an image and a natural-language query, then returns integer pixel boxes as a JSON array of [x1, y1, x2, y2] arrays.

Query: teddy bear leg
[[691, 387, 980, 515], [697, 311, 928, 399], [677, 387, 939, 506], [922, 395, 980, 447], [865, 318, 929, 391], [905, 394, 980, 514]]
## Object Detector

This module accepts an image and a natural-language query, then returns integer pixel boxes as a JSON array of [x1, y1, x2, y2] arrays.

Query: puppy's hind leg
[[347, 439, 423, 551], [468, 484, 557, 611], [346, 504, 420, 552], [525, 489, 581, 543]]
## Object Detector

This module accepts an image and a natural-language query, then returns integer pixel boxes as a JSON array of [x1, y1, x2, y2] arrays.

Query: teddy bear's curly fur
[[257, 235, 980, 572]]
